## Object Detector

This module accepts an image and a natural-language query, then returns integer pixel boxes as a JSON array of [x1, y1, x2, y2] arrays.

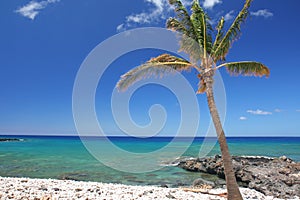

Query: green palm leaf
[[166, 0, 202, 63], [167, 17, 203, 63], [117, 54, 193, 91], [212, 0, 253, 61], [178, 34, 204, 64], [217, 61, 270, 77], [167, 18, 189, 35], [190, 0, 213, 55], [167, 0, 213, 63], [212, 17, 225, 56], [167, 0, 196, 40]]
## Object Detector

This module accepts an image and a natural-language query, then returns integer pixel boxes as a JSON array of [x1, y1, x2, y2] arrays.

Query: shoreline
[[0, 176, 297, 200]]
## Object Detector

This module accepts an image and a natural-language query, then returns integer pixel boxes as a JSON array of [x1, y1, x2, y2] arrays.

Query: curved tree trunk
[[205, 79, 243, 200]]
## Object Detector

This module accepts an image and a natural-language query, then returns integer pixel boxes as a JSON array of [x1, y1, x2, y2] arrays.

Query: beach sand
[[0, 177, 297, 200]]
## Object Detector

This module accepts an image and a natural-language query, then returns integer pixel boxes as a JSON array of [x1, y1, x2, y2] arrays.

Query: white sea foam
[[159, 157, 195, 166]]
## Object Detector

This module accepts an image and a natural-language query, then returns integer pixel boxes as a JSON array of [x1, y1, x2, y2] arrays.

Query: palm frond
[[212, 0, 253, 61], [167, 0, 202, 63], [190, 0, 213, 55], [167, 17, 203, 63], [167, 0, 196, 39], [217, 61, 270, 77], [117, 54, 193, 91], [178, 34, 203, 64], [167, 18, 189, 35], [212, 17, 225, 56]]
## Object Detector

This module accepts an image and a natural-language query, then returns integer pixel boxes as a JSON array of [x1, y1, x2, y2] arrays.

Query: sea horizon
[[1, 134, 300, 138]]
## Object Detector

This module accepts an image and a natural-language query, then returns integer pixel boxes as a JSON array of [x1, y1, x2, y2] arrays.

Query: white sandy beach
[[0, 177, 298, 200]]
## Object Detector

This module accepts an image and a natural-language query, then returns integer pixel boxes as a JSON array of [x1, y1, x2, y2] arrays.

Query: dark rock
[[143, 190, 154, 195], [174, 182, 185, 187], [279, 167, 291, 175], [192, 178, 215, 188], [0, 138, 24, 142], [177, 155, 300, 199], [160, 184, 168, 188], [214, 179, 226, 186], [131, 179, 145, 183], [165, 193, 176, 199], [58, 172, 88, 181], [283, 179, 294, 186], [39, 186, 48, 191], [280, 156, 287, 161]]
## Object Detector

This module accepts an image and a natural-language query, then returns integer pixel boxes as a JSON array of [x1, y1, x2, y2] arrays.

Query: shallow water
[[0, 136, 299, 187]]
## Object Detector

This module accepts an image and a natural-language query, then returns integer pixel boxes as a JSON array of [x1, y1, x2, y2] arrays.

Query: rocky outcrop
[[177, 155, 300, 199], [0, 138, 23, 142]]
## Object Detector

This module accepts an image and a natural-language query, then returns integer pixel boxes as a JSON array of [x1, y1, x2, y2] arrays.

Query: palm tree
[[117, 0, 270, 199]]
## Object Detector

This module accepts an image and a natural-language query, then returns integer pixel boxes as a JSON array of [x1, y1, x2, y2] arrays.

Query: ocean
[[0, 136, 299, 187]]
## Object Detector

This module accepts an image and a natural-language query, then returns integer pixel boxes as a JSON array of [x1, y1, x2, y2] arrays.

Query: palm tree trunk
[[205, 80, 243, 200]]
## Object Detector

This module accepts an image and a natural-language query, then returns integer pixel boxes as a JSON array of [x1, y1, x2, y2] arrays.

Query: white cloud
[[239, 116, 247, 121], [15, 0, 60, 20], [116, 24, 125, 32], [181, 0, 193, 7], [117, 0, 194, 32], [127, 12, 152, 24], [124, 0, 167, 28], [274, 108, 283, 113], [247, 109, 272, 115], [203, 0, 222, 9], [224, 10, 234, 21], [251, 9, 273, 18]]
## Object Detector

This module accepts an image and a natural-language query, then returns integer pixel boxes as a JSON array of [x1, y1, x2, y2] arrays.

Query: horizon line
[[0, 134, 300, 138]]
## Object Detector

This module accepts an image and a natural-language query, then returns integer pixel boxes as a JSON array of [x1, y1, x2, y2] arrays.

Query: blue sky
[[0, 0, 299, 136]]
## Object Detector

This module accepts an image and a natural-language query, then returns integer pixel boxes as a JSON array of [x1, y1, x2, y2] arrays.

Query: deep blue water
[[0, 135, 299, 187]]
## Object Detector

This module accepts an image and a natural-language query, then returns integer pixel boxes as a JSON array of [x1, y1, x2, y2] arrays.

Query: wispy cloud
[[224, 10, 234, 21], [251, 9, 273, 18], [296, 110, 300, 112], [117, 0, 169, 31], [117, 0, 194, 32], [247, 109, 272, 115], [116, 24, 125, 32], [274, 108, 283, 113], [202, 0, 222, 9], [239, 116, 247, 121], [181, 0, 193, 7], [15, 0, 60, 20]]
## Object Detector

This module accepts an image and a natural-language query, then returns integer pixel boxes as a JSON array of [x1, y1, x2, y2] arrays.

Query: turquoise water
[[0, 136, 299, 187]]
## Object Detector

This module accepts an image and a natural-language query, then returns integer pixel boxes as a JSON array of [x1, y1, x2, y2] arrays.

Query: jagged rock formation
[[177, 155, 300, 199]]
